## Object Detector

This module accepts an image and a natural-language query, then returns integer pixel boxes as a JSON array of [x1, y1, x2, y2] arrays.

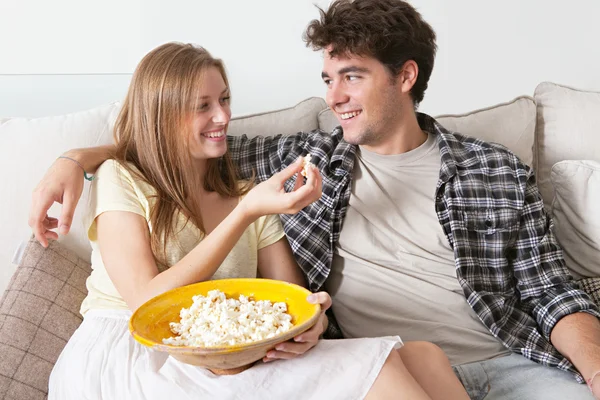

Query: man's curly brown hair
[[303, 0, 437, 107]]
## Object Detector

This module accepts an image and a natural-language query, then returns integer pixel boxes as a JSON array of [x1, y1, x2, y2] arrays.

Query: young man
[[29, 1, 600, 398]]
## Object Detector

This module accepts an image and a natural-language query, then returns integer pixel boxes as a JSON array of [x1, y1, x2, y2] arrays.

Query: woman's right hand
[[240, 156, 322, 219]]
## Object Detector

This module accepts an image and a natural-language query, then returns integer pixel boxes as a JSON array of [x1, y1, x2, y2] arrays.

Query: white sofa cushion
[[0, 103, 120, 293], [229, 97, 327, 138], [318, 96, 536, 167], [550, 160, 600, 279], [535, 82, 600, 207]]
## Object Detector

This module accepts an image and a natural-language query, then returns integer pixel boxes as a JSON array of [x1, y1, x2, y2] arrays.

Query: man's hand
[[551, 311, 600, 397], [263, 291, 332, 362], [28, 157, 84, 247]]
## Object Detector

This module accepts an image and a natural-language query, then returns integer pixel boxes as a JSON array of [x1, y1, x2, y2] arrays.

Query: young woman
[[48, 42, 468, 400]]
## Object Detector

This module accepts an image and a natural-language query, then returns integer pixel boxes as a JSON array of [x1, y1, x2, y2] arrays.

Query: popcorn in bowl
[[163, 289, 294, 347]]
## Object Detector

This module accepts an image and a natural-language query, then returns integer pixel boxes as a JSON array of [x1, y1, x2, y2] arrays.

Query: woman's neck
[[191, 158, 209, 192]]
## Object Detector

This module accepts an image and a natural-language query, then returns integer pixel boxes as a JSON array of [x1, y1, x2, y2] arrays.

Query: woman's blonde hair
[[112, 42, 250, 261]]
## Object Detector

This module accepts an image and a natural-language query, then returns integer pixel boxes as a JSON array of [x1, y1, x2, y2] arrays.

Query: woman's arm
[[257, 237, 306, 287], [97, 204, 256, 311], [99, 158, 322, 311]]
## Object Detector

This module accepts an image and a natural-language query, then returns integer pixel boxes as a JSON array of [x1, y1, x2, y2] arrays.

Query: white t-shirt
[[326, 133, 510, 365]]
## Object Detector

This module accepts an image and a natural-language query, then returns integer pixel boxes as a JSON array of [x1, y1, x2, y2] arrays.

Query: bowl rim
[[128, 278, 321, 355]]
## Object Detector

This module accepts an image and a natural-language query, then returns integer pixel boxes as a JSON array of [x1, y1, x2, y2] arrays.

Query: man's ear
[[397, 60, 419, 95]]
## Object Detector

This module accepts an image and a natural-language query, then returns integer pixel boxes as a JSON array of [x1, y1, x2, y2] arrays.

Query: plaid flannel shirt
[[227, 112, 600, 381]]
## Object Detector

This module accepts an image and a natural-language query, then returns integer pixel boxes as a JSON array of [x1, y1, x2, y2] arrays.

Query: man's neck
[[362, 112, 427, 155]]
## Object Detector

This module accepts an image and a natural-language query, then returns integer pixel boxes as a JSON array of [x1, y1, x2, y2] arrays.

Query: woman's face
[[187, 66, 231, 161]]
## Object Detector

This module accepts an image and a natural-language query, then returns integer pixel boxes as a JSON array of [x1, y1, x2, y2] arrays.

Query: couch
[[1, 81, 599, 399]]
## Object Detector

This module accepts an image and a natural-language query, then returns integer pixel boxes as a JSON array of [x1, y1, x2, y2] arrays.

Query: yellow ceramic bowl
[[129, 278, 321, 374]]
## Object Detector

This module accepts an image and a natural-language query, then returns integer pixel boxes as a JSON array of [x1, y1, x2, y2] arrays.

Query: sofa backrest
[[534, 82, 600, 206], [2, 83, 599, 295], [229, 97, 327, 138], [318, 96, 537, 168]]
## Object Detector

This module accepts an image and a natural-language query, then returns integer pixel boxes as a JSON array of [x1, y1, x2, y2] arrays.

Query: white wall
[[419, 0, 600, 114], [2, 0, 599, 118], [0, 0, 329, 117]]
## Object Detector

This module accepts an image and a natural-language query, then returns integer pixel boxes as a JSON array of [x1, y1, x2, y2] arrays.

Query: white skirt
[[49, 310, 402, 400]]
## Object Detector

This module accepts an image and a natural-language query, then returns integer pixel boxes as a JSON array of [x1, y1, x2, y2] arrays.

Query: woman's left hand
[[263, 291, 332, 362]]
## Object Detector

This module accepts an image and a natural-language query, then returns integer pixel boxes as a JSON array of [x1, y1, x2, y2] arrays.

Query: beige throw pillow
[[436, 96, 536, 167]]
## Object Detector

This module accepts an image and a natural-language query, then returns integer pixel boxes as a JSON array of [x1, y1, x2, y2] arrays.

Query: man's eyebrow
[[199, 88, 229, 99], [321, 66, 370, 79], [339, 66, 370, 75]]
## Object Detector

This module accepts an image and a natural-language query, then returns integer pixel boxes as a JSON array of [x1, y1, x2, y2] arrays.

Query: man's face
[[322, 49, 405, 151]]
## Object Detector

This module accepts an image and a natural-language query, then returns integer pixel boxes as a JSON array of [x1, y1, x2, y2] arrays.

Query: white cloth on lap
[[49, 309, 401, 400]]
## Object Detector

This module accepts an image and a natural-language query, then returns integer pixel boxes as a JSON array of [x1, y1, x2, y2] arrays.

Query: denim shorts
[[452, 353, 592, 400]]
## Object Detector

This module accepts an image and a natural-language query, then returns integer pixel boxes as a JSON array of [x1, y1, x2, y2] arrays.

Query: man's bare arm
[[28, 145, 115, 247], [64, 145, 115, 173], [551, 312, 600, 395]]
